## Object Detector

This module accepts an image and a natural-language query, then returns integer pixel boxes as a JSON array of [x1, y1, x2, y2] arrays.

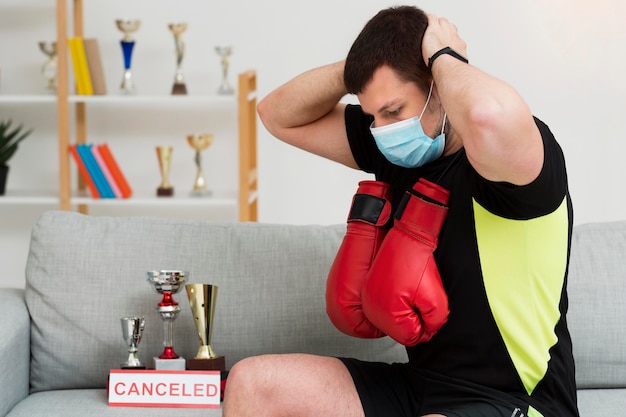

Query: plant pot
[[0, 164, 8, 196]]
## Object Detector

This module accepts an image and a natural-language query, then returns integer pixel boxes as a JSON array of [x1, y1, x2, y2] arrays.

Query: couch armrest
[[0, 288, 30, 417]]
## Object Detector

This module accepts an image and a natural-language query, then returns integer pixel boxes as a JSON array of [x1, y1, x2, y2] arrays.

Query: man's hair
[[344, 5, 430, 95]]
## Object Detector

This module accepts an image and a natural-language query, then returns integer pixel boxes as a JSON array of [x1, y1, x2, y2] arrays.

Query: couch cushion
[[5, 389, 217, 417], [576, 388, 626, 417], [567, 221, 626, 389], [25, 211, 406, 393]]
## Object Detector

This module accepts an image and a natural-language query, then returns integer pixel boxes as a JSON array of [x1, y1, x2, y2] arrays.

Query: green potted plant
[[0, 120, 32, 195]]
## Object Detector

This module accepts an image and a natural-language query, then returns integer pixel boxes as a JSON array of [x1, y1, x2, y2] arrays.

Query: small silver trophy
[[168, 23, 188, 95], [38, 41, 57, 92], [187, 133, 213, 196], [215, 46, 234, 95], [116, 19, 141, 94], [147, 270, 186, 370], [120, 316, 146, 369]]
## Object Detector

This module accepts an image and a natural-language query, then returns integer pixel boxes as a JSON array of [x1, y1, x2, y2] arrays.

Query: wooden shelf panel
[[0, 190, 59, 205], [67, 94, 237, 106], [0, 190, 256, 208], [70, 190, 240, 207], [0, 95, 56, 104]]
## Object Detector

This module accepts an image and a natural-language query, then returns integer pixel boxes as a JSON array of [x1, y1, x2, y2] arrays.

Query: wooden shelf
[[1, 2, 258, 222], [49, 0, 258, 221]]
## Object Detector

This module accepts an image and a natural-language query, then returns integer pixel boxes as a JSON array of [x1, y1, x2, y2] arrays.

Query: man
[[223, 5, 578, 417]]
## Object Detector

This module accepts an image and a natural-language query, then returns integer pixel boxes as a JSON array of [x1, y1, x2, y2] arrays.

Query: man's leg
[[223, 353, 365, 417]]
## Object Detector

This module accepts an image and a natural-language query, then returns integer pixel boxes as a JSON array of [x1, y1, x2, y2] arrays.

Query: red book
[[69, 144, 100, 198], [96, 143, 132, 198]]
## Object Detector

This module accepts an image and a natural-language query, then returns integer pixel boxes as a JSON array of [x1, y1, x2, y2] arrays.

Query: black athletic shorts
[[339, 358, 532, 417]]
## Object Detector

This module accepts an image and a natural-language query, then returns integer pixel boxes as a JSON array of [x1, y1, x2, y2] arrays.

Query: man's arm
[[423, 14, 544, 186], [257, 61, 359, 169]]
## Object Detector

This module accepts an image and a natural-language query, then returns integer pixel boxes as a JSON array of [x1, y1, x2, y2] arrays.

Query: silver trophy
[[215, 46, 234, 95], [120, 316, 146, 369], [187, 133, 213, 196], [146, 270, 186, 369], [116, 19, 141, 94], [38, 41, 57, 92], [168, 23, 188, 95]]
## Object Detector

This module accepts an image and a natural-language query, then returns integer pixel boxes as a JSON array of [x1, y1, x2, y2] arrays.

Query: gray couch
[[1, 211, 624, 416]]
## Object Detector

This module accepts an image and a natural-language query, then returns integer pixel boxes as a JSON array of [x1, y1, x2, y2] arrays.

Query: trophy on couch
[[185, 283, 226, 371], [147, 270, 186, 370], [120, 316, 146, 369]]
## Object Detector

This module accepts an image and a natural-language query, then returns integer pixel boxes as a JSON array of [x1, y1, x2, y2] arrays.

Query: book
[[67, 37, 93, 95], [96, 143, 133, 198], [77, 144, 114, 198], [69, 144, 100, 198], [92, 145, 122, 198], [83, 38, 107, 95]]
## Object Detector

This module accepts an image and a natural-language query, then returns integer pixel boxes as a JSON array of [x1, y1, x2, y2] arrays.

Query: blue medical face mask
[[369, 82, 446, 168]]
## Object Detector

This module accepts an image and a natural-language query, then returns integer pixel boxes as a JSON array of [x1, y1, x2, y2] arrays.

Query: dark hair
[[344, 5, 430, 95]]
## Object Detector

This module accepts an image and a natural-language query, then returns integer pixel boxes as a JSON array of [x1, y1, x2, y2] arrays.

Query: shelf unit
[[51, 0, 258, 221]]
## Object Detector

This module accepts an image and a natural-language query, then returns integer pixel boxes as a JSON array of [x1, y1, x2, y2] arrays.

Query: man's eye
[[387, 108, 401, 116]]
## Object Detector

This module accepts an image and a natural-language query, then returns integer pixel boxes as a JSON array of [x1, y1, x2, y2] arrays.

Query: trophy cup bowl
[[187, 133, 214, 196], [215, 45, 234, 95], [116, 19, 141, 41], [185, 283, 226, 371], [115, 19, 141, 94], [147, 270, 186, 368], [120, 316, 146, 369], [38, 41, 57, 92], [168, 23, 188, 95], [156, 146, 174, 197]]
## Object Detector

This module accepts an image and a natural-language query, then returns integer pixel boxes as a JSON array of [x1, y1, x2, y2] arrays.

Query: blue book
[[77, 143, 115, 198]]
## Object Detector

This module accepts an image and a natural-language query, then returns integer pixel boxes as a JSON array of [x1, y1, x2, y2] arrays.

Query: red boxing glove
[[326, 180, 392, 338], [362, 178, 450, 346]]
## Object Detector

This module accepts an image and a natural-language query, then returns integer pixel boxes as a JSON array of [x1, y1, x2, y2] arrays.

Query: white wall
[[1, 0, 625, 288]]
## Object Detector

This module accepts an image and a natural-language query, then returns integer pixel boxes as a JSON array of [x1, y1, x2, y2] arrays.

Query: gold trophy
[[38, 41, 57, 92], [187, 133, 213, 196], [185, 283, 225, 371], [155, 146, 174, 197], [168, 23, 188, 95]]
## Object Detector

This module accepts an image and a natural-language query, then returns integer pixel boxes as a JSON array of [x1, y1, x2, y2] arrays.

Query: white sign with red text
[[108, 369, 221, 408]]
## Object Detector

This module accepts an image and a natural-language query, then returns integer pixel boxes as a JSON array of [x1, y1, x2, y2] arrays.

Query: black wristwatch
[[428, 47, 469, 70]]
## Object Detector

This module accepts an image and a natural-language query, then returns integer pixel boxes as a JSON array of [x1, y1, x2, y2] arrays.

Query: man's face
[[358, 65, 436, 133]]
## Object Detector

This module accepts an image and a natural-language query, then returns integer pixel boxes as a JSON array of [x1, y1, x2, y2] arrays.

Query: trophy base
[[218, 85, 234, 95], [121, 365, 146, 370], [187, 355, 226, 372], [171, 82, 188, 95], [154, 357, 186, 370], [190, 189, 212, 197], [157, 186, 174, 197]]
